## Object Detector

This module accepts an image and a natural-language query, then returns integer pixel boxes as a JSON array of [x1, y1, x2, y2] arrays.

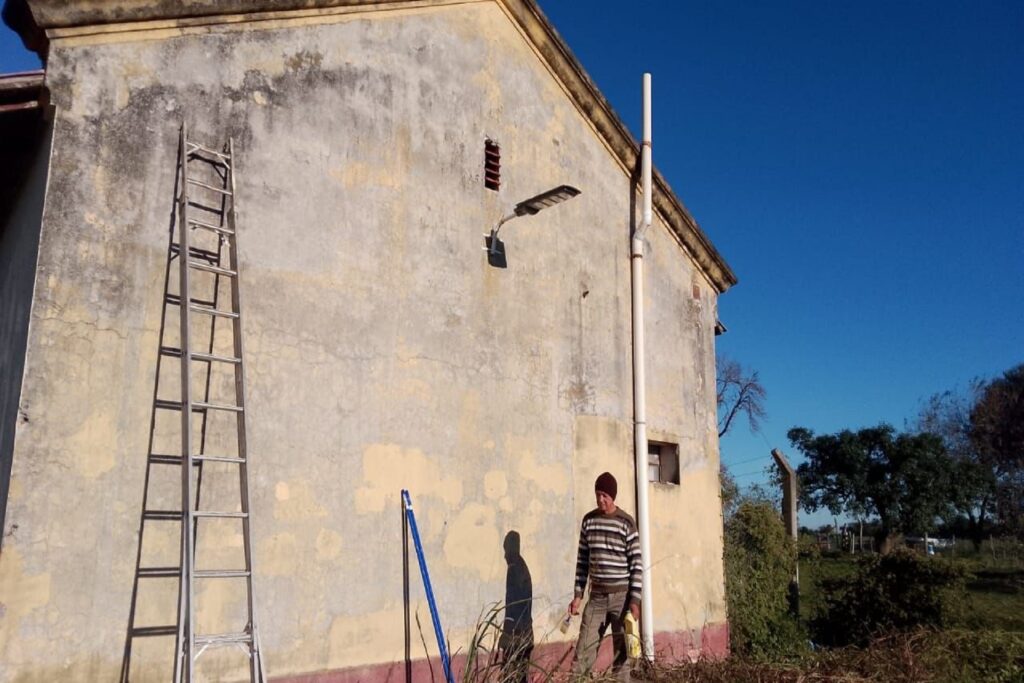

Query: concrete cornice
[[7, 0, 737, 291], [6, 0, 451, 31]]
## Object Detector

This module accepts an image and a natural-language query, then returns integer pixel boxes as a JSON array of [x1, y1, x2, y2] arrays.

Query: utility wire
[[725, 454, 768, 468], [731, 469, 769, 478]]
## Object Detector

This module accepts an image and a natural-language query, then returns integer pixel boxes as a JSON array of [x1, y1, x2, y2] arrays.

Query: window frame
[[647, 440, 680, 486]]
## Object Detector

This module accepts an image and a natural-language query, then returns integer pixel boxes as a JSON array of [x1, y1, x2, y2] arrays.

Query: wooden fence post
[[771, 448, 799, 617]]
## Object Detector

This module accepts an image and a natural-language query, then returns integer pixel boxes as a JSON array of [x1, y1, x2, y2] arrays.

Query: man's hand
[[569, 597, 582, 616], [629, 602, 640, 621]]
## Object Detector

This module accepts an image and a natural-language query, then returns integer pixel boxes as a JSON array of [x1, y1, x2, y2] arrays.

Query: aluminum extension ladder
[[120, 125, 267, 683]]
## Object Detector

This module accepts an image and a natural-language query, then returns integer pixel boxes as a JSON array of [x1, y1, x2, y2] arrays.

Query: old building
[[0, 0, 736, 680]]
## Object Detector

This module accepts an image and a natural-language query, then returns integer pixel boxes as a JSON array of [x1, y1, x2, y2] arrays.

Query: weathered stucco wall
[[0, 2, 727, 680]]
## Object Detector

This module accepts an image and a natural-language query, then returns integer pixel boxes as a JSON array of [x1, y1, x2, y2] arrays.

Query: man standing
[[569, 472, 642, 682]]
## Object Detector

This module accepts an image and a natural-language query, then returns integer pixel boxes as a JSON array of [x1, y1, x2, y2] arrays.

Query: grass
[[960, 567, 1024, 632]]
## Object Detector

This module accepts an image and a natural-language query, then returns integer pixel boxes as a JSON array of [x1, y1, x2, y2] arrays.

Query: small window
[[648, 441, 680, 485], [484, 139, 500, 191]]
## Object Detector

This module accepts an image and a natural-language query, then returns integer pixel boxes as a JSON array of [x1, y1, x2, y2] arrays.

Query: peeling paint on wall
[[354, 443, 464, 514], [0, 1, 728, 679], [443, 502, 501, 579]]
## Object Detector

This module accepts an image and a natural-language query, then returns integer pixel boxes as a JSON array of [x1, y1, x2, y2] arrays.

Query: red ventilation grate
[[484, 140, 500, 191]]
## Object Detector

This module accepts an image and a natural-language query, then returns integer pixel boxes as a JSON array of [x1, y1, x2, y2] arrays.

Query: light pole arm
[[488, 213, 519, 256]]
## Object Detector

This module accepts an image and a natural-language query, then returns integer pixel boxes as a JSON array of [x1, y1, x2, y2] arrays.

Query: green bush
[[650, 629, 1024, 683], [811, 549, 967, 646], [723, 501, 806, 657]]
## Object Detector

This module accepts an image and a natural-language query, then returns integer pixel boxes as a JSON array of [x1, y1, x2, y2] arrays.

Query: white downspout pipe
[[633, 72, 655, 661]]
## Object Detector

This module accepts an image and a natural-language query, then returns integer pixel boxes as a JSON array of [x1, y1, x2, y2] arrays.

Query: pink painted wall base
[[271, 623, 729, 682]]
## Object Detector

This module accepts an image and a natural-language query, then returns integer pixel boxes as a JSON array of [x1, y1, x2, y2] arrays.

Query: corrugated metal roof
[[0, 69, 45, 113]]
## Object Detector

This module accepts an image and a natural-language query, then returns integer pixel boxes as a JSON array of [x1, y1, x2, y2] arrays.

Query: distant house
[[0, 1, 736, 680]]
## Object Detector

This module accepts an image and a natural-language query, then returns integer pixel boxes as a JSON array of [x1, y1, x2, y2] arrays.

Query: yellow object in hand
[[623, 613, 641, 659]]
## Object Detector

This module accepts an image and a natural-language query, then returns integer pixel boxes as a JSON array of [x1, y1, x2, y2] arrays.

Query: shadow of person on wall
[[500, 530, 534, 683]]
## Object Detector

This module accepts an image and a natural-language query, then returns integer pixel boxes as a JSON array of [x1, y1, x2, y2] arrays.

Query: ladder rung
[[187, 154, 230, 170], [154, 400, 218, 413], [195, 454, 245, 464], [143, 510, 183, 521], [148, 454, 245, 465], [186, 141, 231, 160], [159, 347, 235, 364], [194, 569, 250, 578], [188, 218, 233, 236], [170, 243, 220, 262], [189, 260, 236, 277], [194, 632, 252, 647], [192, 511, 248, 519], [191, 351, 241, 365], [132, 625, 178, 638], [188, 200, 225, 215], [186, 177, 232, 196], [159, 345, 182, 358], [138, 566, 181, 578], [166, 294, 216, 307], [190, 304, 238, 319], [192, 401, 243, 413]]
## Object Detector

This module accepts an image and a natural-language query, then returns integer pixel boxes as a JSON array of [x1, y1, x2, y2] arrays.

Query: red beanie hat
[[595, 472, 617, 500]]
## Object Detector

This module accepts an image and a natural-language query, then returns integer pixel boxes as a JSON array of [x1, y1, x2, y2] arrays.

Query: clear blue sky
[[534, 1, 1024, 520], [2, 3, 1021, 524]]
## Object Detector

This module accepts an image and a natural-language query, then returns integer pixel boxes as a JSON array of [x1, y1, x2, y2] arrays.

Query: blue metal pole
[[401, 490, 454, 683]]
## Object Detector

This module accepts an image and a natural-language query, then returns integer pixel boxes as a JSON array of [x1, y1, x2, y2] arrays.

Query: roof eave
[[6, 0, 738, 292], [505, 0, 736, 292]]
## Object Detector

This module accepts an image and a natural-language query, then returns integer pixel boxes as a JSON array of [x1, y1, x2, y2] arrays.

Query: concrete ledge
[[11, 0, 395, 29]]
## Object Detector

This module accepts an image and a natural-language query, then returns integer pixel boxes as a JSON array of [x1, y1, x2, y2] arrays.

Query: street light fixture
[[486, 184, 581, 265]]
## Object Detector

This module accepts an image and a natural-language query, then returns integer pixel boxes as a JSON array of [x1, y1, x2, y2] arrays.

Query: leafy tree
[[716, 356, 767, 438], [971, 364, 1024, 535], [788, 424, 955, 553], [916, 382, 996, 550]]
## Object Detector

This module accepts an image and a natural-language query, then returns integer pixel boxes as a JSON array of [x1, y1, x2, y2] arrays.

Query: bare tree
[[716, 355, 767, 438]]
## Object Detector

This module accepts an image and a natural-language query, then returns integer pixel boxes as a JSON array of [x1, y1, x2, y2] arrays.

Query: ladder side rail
[[225, 138, 266, 682], [172, 126, 187, 683], [175, 124, 197, 683]]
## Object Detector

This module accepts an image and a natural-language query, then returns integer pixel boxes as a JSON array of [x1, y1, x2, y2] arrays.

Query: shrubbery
[[811, 549, 967, 646], [723, 501, 805, 657], [796, 532, 821, 561], [653, 629, 1024, 683]]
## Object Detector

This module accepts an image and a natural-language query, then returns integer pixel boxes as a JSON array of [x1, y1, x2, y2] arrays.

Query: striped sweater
[[574, 508, 643, 606]]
